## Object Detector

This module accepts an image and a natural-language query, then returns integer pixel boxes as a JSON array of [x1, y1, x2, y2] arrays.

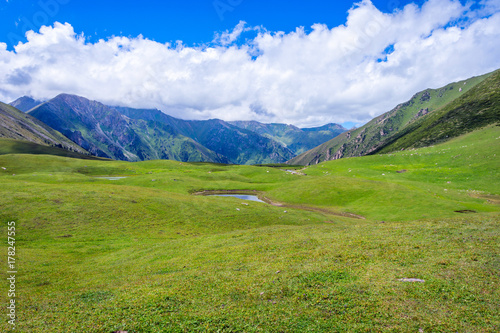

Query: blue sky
[[1, 0, 424, 50], [0, 0, 499, 127]]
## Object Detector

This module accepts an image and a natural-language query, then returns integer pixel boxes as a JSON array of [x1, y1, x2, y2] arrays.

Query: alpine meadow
[[1, 0, 500, 332]]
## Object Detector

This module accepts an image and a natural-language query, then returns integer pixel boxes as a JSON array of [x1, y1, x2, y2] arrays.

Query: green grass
[[0, 126, 499, 332], [272, 125, 500, 221], [0, 138, 101, 160]]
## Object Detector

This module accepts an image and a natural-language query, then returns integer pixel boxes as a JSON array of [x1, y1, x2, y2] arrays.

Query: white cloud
[[0, 0, 499, 127], [212, 20, 261, 46]]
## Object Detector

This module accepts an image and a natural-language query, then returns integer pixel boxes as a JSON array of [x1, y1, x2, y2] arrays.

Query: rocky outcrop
[[415, 108, 429, 119], [332, 144, 346, 160], [420, 91, 431, 102]]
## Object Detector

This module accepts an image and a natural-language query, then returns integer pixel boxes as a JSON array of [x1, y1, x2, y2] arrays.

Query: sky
[[0, 0, 499, 128]]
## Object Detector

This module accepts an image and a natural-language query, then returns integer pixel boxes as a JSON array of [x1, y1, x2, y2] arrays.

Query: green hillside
[[289, 70, 495, 165], [376, 69, 500, 153], [0, 102, 88, 154], [0, 138, 102, 159], [0, 125, 498, 332]]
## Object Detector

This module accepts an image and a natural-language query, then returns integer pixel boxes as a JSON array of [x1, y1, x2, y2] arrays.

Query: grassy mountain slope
[[0, 138, 102, 159], [229, 121, 347, 155], [9, 96, 44, 112], [289, 70, 494, 165], [0, 101, 88, 154], [0, 125, 498, 332], [376, 69, 500, 153], [115, 107, 296, 165], [28, 94, 229, 163]]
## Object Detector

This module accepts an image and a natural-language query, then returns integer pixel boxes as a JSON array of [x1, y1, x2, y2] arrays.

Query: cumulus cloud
[[0, 0, 499, 127]]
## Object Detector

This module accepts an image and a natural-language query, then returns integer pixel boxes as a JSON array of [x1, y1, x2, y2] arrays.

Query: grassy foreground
[[0, 126, 499, 332]]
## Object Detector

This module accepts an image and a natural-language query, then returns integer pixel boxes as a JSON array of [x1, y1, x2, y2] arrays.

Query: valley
[[0, 124, 498, 332]]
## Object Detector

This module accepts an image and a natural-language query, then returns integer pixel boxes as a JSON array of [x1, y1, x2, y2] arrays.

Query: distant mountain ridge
[[9, 96, 44, 112], [24, 94, 331, 164], [228, 121, 346, 156], [27, 94, 230, 163], [113, 107, 297, 165], [7, 92, 346, 164], [289, 69, 499, 165]]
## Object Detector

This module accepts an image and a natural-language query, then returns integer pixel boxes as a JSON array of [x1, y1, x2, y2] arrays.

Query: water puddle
[[94, 177, 128, 180], [208, 194, 266, 203]]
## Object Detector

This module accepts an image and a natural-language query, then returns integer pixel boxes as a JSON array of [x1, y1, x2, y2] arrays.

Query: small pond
[[208, 194, 266, 203], [95, 177, 128, 180]]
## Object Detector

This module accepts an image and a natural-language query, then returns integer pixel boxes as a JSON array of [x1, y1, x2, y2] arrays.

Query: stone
[[398, 278, 425, 283]]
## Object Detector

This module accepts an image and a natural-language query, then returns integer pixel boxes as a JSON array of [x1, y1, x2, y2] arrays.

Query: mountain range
[[113, 106, 294, 164], [228, 121, 346, 156], [4, 94, 346, 164], [25, 94, 231, 163], [2, 68, 499, 165]]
